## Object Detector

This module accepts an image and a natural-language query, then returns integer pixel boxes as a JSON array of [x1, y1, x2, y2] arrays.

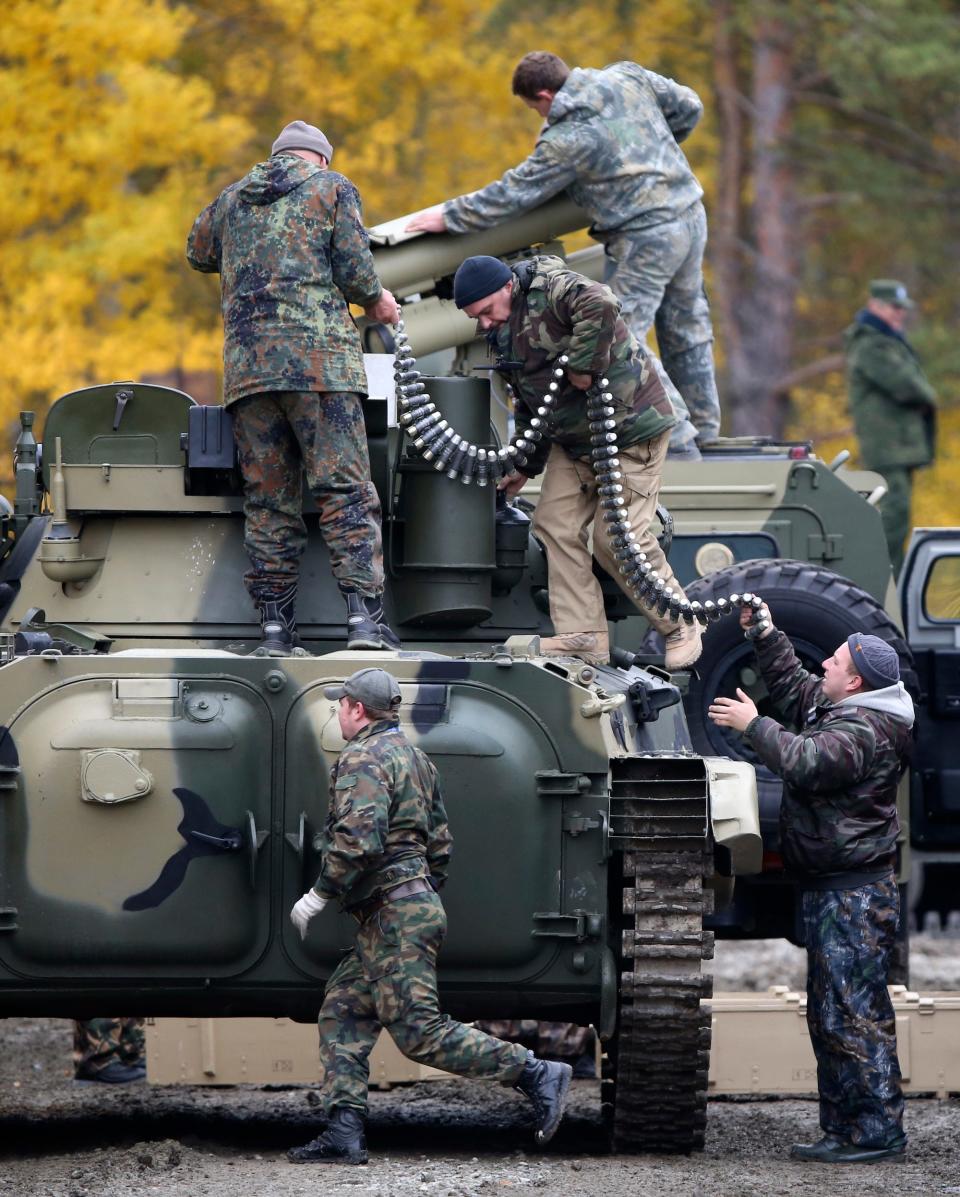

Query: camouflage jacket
[[491, 256, 675, 473], [186, 154, 383, 405], [444, 62, 703, 239], [743, 630, 914, 882], [312, 717, 452, 907], [845, 312, 937, 471]]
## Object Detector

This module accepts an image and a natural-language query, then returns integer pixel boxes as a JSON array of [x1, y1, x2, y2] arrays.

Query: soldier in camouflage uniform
[[709, 607, 913, 1165], [187, 121, 401, 653], [286, 667, 572, 1165], [73, 1017, 145, 1084], [407, 51, 721, 457], [451, 253, 703, 671], [845, 280, 937, 575]]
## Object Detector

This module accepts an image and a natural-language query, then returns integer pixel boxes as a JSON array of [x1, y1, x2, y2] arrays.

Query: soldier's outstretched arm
[[442, 140, 580, 234]]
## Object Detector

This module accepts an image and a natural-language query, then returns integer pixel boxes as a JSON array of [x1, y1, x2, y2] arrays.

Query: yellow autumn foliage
[[0, 0, 956, 538]]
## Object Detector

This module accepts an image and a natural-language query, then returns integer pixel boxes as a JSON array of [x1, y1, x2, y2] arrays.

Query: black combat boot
[[287, 1106, 369, 1165], [340, 586, 401, 650], [515, 1051, 573, 1146], [253, 583, 297, 655], [790, 1136, 906, 1164], [75, 1061, 146, 1084]]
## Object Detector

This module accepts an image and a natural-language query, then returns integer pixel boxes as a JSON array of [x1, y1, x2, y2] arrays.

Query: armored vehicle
[[0, 380, 764, 1155], [0, 198, 953, 1154]]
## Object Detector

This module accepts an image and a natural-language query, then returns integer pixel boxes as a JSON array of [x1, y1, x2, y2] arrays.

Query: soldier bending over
[[451, 253, 702, 671], [407, 51, 720, 458]]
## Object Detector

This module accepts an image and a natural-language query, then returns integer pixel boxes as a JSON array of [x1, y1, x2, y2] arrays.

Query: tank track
[[603, 757, 714, 1153]]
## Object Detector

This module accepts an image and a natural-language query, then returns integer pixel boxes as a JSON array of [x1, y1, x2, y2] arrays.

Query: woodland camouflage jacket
[[743, 630, 913, 882], [845, 312, 937, 471], [444, 61, 703, 239], [492, 256, 676, 473], [311, 718, 453, 907], [187, 154, 382, 405]]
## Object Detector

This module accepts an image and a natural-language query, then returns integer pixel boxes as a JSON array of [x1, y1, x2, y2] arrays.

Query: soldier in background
[[286, 667, 572, 1165], [74, 1017, 145, 1084], [709, 606, 912, 1164], [845, 279, 937, 575], [406, 50, 720, 459], [450, 253, 703, 671], [187, 121, 401, 654]]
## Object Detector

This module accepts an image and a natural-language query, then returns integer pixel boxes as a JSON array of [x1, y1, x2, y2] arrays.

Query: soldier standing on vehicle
[[73, 1018, 145, 1084], [406, 50, 720, 460], [845, 279, 937, 576], [450, 253, 703, 671], [187, 121, 401, 654], [286, 667, 572, 1165], [708, 608, 912, 1164]]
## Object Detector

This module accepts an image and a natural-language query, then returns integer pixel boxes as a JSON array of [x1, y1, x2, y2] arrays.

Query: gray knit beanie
[[847, 633, 900, 689], [271, 120, 334, 163]]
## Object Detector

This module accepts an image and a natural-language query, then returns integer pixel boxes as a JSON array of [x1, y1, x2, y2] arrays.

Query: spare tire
[[683, 558, 916, 766]]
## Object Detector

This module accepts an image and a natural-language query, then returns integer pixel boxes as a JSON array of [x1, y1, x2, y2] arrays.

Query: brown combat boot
[[663, 620, 703, 671], [539, 630, 610, 666]]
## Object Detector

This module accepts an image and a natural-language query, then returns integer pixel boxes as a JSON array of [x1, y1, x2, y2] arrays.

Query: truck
[[0, 196, 954, 1154]]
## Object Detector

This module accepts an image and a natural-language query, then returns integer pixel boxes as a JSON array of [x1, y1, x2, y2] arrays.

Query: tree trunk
[[712, 3, 798, 438]]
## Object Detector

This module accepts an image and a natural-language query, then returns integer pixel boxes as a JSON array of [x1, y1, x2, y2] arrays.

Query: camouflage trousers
[[603, 201, 721, 448], [802, 876, 906, 1149], [874, 465, 913, 576], [318, 892, 529, 1113], [532, 432, 690, 637], [231, 390, 384, 603], [475, 1020, 595, 1061], [73, 1017, 145, 1078]]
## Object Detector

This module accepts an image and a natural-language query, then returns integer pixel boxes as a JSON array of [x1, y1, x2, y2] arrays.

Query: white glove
[[290, 889, 328, 939]]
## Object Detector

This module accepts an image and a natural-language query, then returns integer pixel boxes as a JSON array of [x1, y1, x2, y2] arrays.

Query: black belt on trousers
[[349, 877, 433, 924]]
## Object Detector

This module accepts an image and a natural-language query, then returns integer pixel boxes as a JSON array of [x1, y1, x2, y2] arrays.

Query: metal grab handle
[[245, 810, 270, 891], [284, 811, 308, 888]]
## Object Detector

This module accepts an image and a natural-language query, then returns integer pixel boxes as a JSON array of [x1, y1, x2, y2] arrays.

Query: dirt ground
[[3, 935, 960, 1197]]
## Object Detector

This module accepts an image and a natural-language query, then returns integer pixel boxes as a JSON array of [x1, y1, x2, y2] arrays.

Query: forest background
[[2, 0, 959, 526]]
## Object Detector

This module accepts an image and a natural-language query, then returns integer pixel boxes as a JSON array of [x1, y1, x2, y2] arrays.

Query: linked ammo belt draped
[[349, 878, 433, 924]]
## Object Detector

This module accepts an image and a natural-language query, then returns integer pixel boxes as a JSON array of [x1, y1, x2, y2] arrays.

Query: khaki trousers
[[531, 430, 686, 635]]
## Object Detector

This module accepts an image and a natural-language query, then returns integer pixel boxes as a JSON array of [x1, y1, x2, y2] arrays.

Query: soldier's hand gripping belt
[[392, 333, 767, 635], [290, 889, 328, 938], [743, 599, 773, 640]]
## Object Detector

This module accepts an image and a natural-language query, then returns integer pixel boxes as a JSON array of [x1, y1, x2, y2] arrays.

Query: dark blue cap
[[453, 255, 512, 309], [847, 633, 900, 689]]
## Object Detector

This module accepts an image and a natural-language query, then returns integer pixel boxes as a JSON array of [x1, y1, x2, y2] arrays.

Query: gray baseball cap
[[324, 667, 401, 709]]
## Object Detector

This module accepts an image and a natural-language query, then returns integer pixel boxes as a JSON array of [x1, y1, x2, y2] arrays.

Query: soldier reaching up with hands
[[709, 604, 912, 1165]]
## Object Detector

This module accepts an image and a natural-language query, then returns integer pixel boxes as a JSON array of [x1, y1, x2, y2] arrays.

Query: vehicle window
[[923, 555, 960, 621]]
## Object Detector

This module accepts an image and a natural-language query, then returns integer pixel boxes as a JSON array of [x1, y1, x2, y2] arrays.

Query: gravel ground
[[3, 935, 960, 1197]]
